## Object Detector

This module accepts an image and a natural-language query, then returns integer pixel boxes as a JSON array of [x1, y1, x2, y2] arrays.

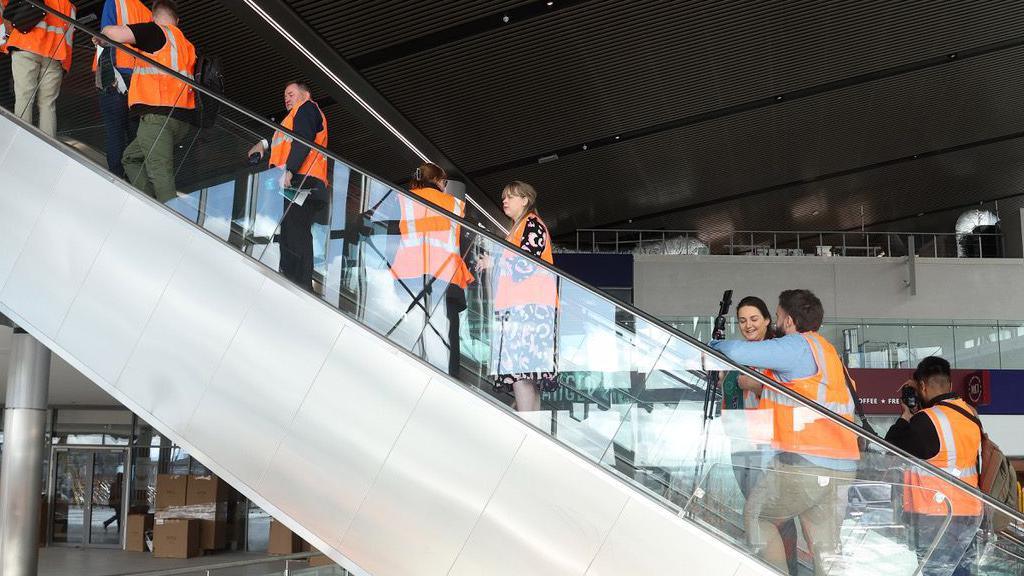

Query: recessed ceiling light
[[614, 135, 620, 140], [547, 1, 554, 5]]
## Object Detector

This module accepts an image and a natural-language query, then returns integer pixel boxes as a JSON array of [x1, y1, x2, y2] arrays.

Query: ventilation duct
[[955, 209, 1000, 258], [633, 235, 710, 255]]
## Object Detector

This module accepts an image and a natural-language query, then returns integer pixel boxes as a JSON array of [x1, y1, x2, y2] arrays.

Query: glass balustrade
[[666, 317, 1024, 370], [2, 3, 1022, 574]]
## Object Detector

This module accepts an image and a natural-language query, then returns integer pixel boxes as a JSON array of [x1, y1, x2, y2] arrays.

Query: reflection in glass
[[1, 10, 1019, 573]]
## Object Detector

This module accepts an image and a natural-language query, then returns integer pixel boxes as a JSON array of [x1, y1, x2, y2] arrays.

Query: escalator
[[1, 5, 1023, 575]]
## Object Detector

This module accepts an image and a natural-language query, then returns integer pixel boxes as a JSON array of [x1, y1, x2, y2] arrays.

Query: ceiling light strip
[[241, 0, 509, 234]]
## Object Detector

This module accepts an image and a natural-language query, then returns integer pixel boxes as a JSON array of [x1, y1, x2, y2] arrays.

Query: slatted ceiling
[[630, 137, 1024, 237], [360, 0, 1024, 173], [285, 0, 533, 59], [319, 103, 420, 182], [476, 42, 1024, 235]]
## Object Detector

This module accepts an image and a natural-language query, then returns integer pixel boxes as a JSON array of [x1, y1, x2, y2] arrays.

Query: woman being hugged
[[484, 181, 559, 412]]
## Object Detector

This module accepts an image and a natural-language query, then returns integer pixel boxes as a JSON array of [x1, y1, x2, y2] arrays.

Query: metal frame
[[47, 445, 130, 549], [113, 552, 328, 576], [575, 227, 1005, 258]]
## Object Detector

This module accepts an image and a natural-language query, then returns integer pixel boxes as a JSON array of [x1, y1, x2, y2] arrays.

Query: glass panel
[[3, 8, 1020, 574], [859, 321, 911, 369], [246, 504, 271, 552], [908, 322, 956, 364], [996, 321, 1024, 369], [51, 450, 90, 545], [954, 323, 1003, 369], [89, 451, 126, 545]]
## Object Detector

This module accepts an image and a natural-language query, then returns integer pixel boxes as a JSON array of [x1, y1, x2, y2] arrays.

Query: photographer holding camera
[[885, 356, 981, 576]]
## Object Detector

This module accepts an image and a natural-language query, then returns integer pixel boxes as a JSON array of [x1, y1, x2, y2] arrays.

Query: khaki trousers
[[744, 458, 856, 576], [11, 50, 64, 137]]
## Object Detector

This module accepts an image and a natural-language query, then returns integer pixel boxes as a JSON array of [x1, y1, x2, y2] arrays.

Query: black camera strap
[[841, 363, 877, 437]]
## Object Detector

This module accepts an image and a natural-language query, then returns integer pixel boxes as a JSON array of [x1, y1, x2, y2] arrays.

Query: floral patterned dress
[[491, 215, 559, 392]]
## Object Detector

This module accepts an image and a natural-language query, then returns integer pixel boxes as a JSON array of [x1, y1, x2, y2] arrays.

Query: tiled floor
[[38, 547, 290, 576]]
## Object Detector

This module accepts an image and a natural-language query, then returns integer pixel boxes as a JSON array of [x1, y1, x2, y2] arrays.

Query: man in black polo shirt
[[886, 356, 982, 576]]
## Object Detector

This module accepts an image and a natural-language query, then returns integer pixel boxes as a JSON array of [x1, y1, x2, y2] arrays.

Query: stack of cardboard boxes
[[149, 474, 230, 558], [269, 520, 337, 568]]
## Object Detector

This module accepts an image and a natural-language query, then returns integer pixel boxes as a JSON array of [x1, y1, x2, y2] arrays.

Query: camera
[[712, 290, 733, 340], [901, 384, 919, 411]]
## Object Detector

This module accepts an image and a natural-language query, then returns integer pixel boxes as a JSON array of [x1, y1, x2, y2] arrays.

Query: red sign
[[848, 369, 990, 415]]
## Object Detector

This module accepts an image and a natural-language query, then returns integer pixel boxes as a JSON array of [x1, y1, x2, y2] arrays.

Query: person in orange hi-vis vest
[[102, 0, 195, 203], [711, 289, 859, 576], [248, 81, 330, 292], [388, 162, 474, 376], [2, 0, 77, 137], [93, 0, 151, 177], [477, 181, 558, 412], [717, 296, 801, 576], [885, 356, 982, 576]]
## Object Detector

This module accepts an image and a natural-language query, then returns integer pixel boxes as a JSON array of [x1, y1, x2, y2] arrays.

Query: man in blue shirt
[[95, 0, 150, 177], [711, 289, 859, 575]]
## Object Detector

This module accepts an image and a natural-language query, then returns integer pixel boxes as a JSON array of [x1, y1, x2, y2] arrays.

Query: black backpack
[[4, 0, 46, 33], [192, 54, 224, 129]]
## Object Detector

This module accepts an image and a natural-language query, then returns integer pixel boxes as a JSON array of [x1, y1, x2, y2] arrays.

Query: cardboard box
[[268, 519, 302, 555], [308, 555, 336, 567], [153, 518, 199, 559], [155, 502, 228, 551], [186, 475, 229, 505], [125, 513, 154, 552], [155, 475, 189, 510], [198, 519, 226, 551]]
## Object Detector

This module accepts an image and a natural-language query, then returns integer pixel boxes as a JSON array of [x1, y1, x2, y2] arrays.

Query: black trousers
[[279, 176, 327, 291]]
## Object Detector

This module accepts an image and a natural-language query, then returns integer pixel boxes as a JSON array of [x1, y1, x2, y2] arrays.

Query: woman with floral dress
[[481, 181, 559, 412]]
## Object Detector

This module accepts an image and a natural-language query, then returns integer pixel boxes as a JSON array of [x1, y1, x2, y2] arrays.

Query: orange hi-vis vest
[[3, 0, 76, 72], [759, 332, 860, 461], [127, 24, 195, 111], [92, 0, 151, 72], [269, 99, 329, 184], [391, 186, 474, 289], [904, 398, 983, 517], [494, 212, 557, 311]]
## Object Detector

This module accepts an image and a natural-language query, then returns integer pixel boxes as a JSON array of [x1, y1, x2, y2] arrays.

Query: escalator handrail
[[23, 0, 1024, 525]]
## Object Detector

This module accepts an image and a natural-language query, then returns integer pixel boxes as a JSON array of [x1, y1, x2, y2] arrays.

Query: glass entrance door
[[49, 448, 127, 547]]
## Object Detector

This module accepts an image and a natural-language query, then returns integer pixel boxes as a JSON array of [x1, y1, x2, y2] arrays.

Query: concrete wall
[[634, 255, 1024, 320]]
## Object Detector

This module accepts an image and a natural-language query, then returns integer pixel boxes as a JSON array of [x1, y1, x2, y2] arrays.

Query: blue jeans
[[912, 513, 981, 576], [99, 83, 137, 177]]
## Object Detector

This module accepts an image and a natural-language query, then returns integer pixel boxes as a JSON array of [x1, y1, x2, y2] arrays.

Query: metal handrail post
[[934, 234, 938, 258], [639, 231, 643, 252], [615, 230, 619, 253], [842, 233, 847, 256]]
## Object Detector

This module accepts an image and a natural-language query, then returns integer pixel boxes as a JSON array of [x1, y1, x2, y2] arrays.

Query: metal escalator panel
[[1, 3, 1023, 575], [0, 110, 771, 576]]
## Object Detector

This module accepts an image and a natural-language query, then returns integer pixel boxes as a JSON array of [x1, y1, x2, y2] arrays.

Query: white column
[[0, 328, 51, 576]]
